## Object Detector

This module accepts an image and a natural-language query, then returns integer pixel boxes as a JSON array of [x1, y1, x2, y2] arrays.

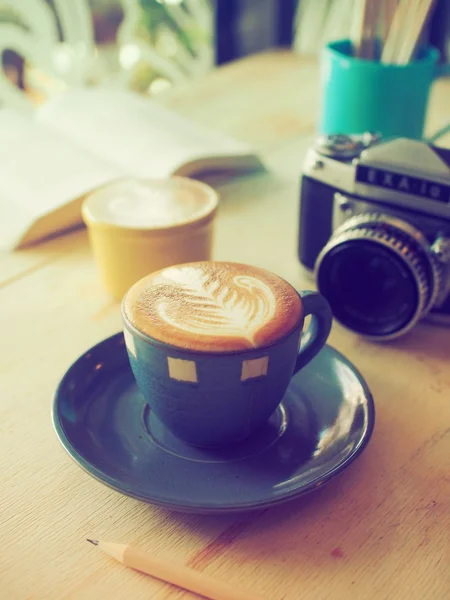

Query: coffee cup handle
[[294, 291, 333, 374]]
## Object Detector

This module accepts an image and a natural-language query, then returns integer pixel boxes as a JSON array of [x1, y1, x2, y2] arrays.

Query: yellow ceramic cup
[[82, 177, 219, 300]]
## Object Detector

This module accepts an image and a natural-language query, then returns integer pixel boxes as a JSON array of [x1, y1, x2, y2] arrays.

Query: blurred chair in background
[[0, 0, 214, 110]]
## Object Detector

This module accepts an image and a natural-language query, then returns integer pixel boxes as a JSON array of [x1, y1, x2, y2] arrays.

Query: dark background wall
[[215, 0, 297, 64]]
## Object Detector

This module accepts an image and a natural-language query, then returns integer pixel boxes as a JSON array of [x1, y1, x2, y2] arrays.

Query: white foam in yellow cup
[[82, 177, 219, 300]]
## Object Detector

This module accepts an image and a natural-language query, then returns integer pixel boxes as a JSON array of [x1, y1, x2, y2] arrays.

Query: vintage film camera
[[298, 133, 450, 340]]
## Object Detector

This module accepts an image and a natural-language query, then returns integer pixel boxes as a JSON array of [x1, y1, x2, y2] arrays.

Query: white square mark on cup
[[241, 356, 269, 381], [167, 357, 198, 383], [124, 329, 136, 357]]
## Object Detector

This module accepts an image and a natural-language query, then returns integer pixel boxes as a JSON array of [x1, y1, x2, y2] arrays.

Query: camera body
[[298, 133, 450, 339]]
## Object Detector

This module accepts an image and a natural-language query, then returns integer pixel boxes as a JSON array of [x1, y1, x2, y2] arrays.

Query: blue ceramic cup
[[121, 263, 333, 447], [319, 39, 449, 140]]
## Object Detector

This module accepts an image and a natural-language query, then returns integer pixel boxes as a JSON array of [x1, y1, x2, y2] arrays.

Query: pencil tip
[[87, 539, 99, 545]]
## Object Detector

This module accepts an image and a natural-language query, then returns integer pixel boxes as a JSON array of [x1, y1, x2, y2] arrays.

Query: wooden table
[[1, 51, 449, 600]]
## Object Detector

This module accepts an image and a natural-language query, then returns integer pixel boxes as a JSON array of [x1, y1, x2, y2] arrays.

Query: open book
[[0, 87, 265, 250]]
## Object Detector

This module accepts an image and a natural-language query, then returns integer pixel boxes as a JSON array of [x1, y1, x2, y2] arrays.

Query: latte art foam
[[123, 262, 303, 352], [157, 267, 277, 346]]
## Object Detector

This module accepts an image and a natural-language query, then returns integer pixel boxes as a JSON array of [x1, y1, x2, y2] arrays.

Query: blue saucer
[[52, 333, 375, 513]]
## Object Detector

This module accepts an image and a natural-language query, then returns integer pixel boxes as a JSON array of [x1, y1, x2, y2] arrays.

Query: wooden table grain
[[1, 51, 449, 600]]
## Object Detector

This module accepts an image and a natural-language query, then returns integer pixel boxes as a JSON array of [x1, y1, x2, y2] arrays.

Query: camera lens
[[317, 240, 419, 336], [315, 215, 439, 340]]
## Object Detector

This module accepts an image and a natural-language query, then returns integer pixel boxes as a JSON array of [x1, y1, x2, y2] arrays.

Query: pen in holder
[[319, 39, 446, 140], [318, 0, 449, 139]]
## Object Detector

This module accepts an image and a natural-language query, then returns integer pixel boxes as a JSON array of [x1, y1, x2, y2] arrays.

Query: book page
[[0, 109, 122, 249], [37, 87, 263, 179]]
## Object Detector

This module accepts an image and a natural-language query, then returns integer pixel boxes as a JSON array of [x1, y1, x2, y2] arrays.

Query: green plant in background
[[118, 0, 214, 94], [138, 0, 211, 57], [0, 0, 214, 101]]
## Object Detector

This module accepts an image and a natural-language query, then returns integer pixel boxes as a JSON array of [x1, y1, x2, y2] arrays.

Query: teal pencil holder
[[319, 39, 448, 140]]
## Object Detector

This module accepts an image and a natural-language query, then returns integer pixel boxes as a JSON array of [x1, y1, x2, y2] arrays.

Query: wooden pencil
[[364, 0, 378, 59], [381, 0, 409, 63], [352, 0, 370, 58], [380, 0, 398, 49], [392, 0, 421, 62], [396, 0, 437, 64], [87, 539, 267, 600]]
